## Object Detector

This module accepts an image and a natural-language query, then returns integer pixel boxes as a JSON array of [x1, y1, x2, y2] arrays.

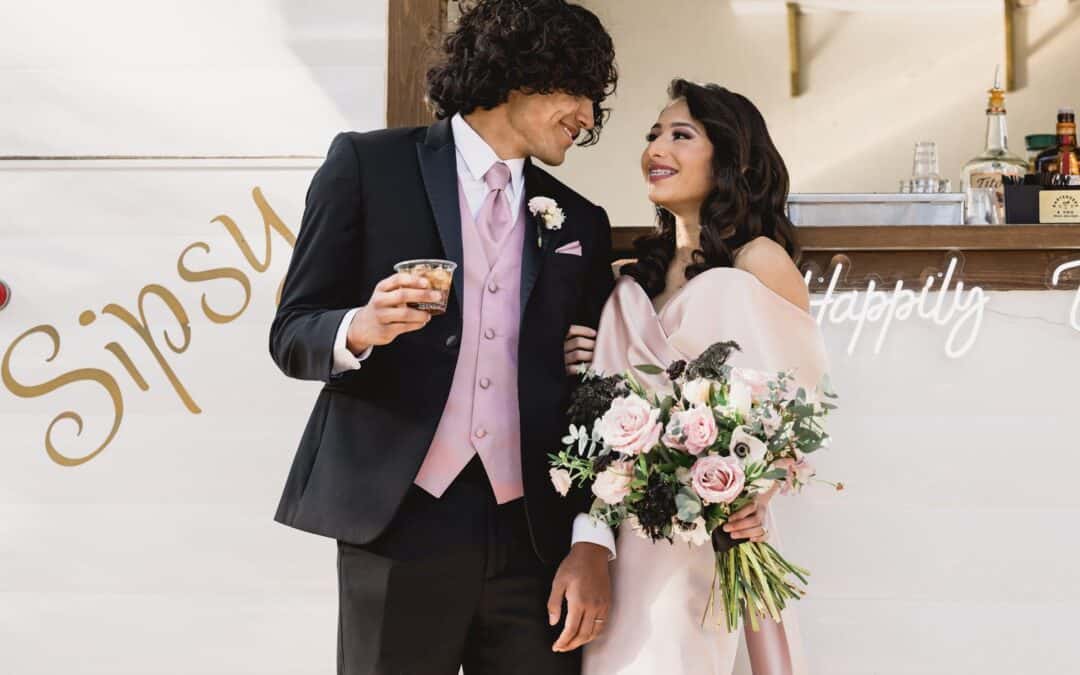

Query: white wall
[[0, 2, 386, 673], [554, 0, 1080, 228], [0, 0, 387, 156], [766, 289, 1080, 675]]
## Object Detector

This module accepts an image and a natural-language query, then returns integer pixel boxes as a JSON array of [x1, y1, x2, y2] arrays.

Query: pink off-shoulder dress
[[581, 267, 830, 675]]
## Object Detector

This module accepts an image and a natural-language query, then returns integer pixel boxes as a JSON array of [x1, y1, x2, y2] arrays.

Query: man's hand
[[547, 542, 611, 653], [346, 273, 440, 353], [564, 325, 597, 376]]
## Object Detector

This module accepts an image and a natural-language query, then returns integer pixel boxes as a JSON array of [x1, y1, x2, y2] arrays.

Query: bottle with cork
[[960, 67, 1028, 224], [1035, 108, 1080, 180]]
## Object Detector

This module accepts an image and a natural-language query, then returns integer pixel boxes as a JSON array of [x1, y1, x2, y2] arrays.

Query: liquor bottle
[[960, 69, 1028, 224], [1025, 134, 1057, 173], [1034, 108, 1080, 177]]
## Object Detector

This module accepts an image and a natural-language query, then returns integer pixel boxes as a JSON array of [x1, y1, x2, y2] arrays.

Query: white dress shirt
[[329, 114, 615, 557]]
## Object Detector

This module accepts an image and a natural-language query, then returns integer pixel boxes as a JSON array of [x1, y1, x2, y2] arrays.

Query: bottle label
[[970, 172, 1006, 222], [1039, 190, 1080, 223]]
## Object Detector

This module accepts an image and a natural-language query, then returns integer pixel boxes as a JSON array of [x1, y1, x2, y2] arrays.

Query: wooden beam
[[387, 0, 447, 128], [611, 224, 1080, 290], [787, 3, 801, 97], [1004, 0, 1016, 91]]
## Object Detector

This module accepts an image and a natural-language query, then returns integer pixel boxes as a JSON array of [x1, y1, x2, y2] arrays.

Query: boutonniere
[[528, 196, 565, 248]]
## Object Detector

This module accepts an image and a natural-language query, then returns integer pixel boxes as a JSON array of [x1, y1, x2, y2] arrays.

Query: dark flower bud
[[686, 340, 742, 381], [666, 359, 687, 381]]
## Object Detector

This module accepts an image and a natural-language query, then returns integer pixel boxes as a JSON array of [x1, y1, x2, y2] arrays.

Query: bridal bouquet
[[549, 341, 838, 632]]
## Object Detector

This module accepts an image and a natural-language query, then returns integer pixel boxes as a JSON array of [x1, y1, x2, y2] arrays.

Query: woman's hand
[[564, 325, 597, 376], [722, 489, 778, 544]]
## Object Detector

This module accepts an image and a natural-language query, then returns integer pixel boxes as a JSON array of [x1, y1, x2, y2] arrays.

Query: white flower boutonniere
[[528, 196, 565, 248]]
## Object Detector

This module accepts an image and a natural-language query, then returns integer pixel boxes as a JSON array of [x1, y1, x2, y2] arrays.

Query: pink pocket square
[[555, 240, 583, 256]]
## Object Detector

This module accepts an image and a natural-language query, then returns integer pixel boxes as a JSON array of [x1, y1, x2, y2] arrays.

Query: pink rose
[[599, 394, 662, 456], [664, 407, 717, 455], [592, 460, 634, 505], [690, 455, 745, 505], [549, 468, 572, 497]]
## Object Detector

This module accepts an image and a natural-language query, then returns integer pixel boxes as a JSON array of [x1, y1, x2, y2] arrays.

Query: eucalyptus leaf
[[634, 364, 665, 375], [676, 496, 702, 522]]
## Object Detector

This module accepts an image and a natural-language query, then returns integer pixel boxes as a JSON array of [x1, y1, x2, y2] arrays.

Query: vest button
[[484, 328, 495, 340], [474, 427, 487, 439], [479, 377, 491, 389], [445, 334, 459, 349], [488, 281, 499, 293]]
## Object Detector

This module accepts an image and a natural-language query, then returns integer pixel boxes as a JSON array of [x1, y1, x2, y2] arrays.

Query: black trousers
[[336, 457, 580, 675]]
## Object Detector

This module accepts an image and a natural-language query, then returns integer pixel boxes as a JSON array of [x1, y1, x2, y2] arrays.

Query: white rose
[[675, 516, 712, 547], [549, 468, 572, 497], [527, 196, 565, 230], [728, 427, 767, 465], [592, 460, 634, 505], [543, 207, 566, 230], [726, 378, 754, 418], [682, 378, 714, 407], [528, 196, 558, 213]]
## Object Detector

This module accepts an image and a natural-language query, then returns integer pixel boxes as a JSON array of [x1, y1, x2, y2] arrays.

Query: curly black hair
[[621, 79, 798, 297], [427, 0, 618, 145]]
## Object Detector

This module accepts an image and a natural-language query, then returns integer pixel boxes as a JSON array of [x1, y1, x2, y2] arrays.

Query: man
[[268, 1, 619, 673]]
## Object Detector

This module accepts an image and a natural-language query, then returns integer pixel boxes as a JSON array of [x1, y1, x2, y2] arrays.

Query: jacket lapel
[[416, 119, 464, 309], [519, 160, 563, 318]]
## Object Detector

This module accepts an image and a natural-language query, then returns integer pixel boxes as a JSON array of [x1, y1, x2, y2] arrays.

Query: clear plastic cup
[[393, 259, 457, 315]]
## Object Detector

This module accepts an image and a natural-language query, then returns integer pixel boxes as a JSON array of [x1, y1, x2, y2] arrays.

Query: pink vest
[[413, 180, 526, 504]]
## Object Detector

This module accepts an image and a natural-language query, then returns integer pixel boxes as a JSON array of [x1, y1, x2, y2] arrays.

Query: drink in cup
[[393, 259, 457, 315]]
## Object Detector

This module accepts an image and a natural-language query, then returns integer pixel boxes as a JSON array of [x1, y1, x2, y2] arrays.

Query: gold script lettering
[[1, 325, 124, 466], [101, 284, 200, 414], [177, 242, 253, 324], [3, 185, 298, 466], [213, 187, 296, 306]]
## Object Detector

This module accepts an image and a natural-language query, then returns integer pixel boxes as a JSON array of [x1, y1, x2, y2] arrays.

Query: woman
[[564, 80, 828, 674]]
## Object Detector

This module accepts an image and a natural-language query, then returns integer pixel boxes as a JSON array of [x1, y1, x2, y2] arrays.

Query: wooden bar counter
[[611, 224, 1080, 291]]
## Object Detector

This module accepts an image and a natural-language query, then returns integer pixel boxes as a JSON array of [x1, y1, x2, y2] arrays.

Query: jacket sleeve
[[269, 132, 368, 383], [576, 205, 616, 329]]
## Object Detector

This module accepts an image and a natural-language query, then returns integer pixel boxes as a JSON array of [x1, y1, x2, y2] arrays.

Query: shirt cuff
[[572, 513, 616, 560], [331, 307, 373, 375]]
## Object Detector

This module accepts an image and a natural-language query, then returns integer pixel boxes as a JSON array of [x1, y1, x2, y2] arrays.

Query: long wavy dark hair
[[622, 79, 797, 297], [426, 0, 618, 145]]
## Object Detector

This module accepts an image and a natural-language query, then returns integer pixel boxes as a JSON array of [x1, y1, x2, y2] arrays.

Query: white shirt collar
[[451, 113, 526, 196]]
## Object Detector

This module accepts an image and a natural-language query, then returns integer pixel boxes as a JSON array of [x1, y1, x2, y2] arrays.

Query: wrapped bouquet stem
[[549, 341, 839, 632]]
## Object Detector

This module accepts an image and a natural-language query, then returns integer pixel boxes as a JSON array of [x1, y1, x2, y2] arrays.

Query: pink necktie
[[477, 162, 512, 264]]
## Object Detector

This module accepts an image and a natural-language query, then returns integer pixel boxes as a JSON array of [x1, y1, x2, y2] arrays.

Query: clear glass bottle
[[961, 70, 1028, 224]]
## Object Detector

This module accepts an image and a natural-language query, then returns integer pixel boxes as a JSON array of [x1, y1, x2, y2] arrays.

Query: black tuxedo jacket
[[269, 119, 615, 563]]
